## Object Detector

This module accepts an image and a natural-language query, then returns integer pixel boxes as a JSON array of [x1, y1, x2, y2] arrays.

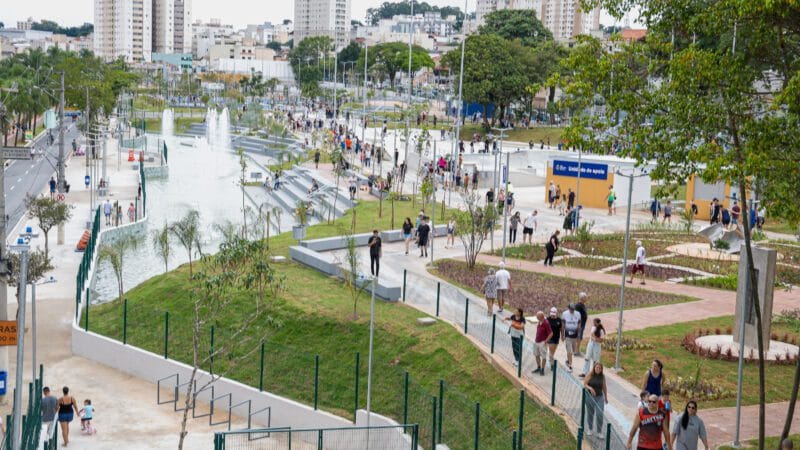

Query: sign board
[[85, 175, 91, 187], [1, 147, 33, 160], [552, 160, 609, 180], [0, 321, 18, 346], [45, 109, 58, 129], [250, 172, 263, 180]]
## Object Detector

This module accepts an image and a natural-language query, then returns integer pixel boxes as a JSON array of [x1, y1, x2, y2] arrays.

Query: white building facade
[[294, 0, 351, 50], [94, 0, 190, 61], [475, 0, 600, 41]]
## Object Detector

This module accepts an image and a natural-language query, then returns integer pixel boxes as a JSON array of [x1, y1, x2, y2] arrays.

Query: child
[[638, 390, 649, 411], [660, 389, 672, 450], [80, 399, 96, 434]]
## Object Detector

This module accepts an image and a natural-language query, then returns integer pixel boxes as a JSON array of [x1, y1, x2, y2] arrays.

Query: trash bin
[[0, 370, 7, 396]]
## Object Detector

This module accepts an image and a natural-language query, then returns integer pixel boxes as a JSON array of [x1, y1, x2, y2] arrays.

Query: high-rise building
[[152, 0, 174, 53], [173, 0, 192, 53], [475, 0, 599, 41], [294, 0, 351, 50]]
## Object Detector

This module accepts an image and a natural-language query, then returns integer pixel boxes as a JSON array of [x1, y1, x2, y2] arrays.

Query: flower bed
[[434, 259, 695, 314], [682, 328, 798, 365], [663, 375, 734, 401], [601, 336, 654, 352], [607, 264, 698, 281], [560, 232, 704, 258]]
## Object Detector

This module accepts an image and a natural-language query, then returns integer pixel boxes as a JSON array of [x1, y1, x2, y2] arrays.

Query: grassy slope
[[88, 198, 575, 448], [604, 316, 798, 408], [457, 124, 564, 144]]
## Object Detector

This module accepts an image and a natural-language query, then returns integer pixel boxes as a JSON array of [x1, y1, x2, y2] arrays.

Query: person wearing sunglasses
[[671, 401, 708, 450], [628, 394, 671, 450]]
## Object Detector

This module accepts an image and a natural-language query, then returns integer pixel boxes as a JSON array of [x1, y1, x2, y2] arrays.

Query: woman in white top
[[580, 318, 606, 377]]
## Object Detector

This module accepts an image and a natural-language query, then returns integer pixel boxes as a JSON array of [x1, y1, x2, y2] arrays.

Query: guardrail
[[213, 425, 418, 450]]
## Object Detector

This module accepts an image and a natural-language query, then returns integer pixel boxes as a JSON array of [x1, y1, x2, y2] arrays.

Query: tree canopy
[[30, 19, 93, 37], [357, 42, 434, 88], [288, 36, 333, 97], [479, 9, 553, 47]]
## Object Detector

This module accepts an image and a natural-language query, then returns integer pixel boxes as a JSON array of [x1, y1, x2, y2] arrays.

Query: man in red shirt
[[628, 394, 672, 450], [533, 311, 553, 376]]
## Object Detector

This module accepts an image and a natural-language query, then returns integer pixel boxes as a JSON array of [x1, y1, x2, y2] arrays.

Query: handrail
[[192, 384, 215, 419], [210, 392, 232, 428], [156, 373, 179, 405], [174, 379, 195, 412]]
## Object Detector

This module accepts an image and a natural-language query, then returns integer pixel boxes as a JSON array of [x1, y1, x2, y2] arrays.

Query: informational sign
[[85, 175, 91, 187], [250, 172, 263, 180], [1, 147, 33, 160], [552, 160, 609, 180], [45, 109, 58, 129], [0, 321, 18, 346], [502, 165, 508, 184]]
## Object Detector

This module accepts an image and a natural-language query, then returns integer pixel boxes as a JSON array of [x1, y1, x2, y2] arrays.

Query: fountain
[[206, 108, 218, 146], [217, 108, 230, 149], [161, 109, 174, 141]]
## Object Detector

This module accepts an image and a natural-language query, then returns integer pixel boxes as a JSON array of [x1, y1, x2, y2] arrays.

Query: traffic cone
[[128, 149, 134, 162]]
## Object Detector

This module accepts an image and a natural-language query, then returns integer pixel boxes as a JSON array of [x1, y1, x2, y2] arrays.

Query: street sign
[[0, 147, 32, 160], [85, 175, 91, 187], [552, 159, 609, 180], [0, 321, 18, 346]]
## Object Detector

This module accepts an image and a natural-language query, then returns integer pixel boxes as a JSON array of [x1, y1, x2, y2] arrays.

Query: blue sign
[[552, 160, 609, 180], [84, 175, 91, 187]]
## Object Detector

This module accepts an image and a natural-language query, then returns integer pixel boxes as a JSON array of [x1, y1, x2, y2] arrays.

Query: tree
[[289, 36, 333, 97], [98, 235, 140, 303], [454, 193, 496, 268], [266, 41, 282, 52], [557, 1, 800, 446], [337, 42, 362, 68], [170, 210, 203, 276], [358, 42, 435, 89], [238, 149, 248, 236], [6, 250, 53, 288], [25, 194, 72, 260], [338, 230, 368, 318], [366, 1, 464, 28], [479, 9, 552, 47], [151, 222, 172, 273]]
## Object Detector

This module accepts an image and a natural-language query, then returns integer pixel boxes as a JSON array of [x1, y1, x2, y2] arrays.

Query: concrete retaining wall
[[300, 233, 373, 252], [143, 165, 170, 178]]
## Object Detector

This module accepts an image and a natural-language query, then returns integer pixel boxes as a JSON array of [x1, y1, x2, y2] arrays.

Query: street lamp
[[8, 237, 30, 450], [31, 276, 57, 382], [491, 127, 511, 260], [364, 273, 377, 430]]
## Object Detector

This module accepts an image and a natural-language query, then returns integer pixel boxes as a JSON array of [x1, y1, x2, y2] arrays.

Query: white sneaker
[[586, 430, 593, 437], [513, 361, 518, 367]]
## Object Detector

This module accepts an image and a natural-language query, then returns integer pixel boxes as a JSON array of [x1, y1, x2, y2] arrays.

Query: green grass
[[763, 219, 800, 236], [87, 199, 574, 449], [457, 124, 564, 144], [604, 316, 799, 408], [718, 433, 799, 449], [141, 117, 204, 134]]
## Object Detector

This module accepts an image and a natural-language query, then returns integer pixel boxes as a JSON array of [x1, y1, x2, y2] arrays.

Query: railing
[[0, 365, 56, 449], [213, 425, 418, 450]]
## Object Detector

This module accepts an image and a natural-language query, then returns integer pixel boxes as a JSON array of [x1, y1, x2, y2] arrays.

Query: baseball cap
[[549, 307, 558, 316]]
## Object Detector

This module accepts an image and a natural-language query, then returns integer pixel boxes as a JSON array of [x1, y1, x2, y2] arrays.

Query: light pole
[[365, 273, 377, 430], [613, 168, 648, 371], [9, 238, 30, 450], [489, 128, 510, 254], [451, 0, 469, 207], [31, 277, 57, 382]]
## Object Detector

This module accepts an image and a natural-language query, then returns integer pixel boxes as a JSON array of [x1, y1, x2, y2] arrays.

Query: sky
[[3, 0, 625, 30]]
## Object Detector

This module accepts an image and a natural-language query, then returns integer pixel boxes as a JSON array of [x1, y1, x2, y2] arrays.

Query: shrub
[[601, 336, 654, 352], [713, 238, 731, 250]]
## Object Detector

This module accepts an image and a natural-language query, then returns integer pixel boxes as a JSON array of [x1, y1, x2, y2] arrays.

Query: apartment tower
[[294, 0, 351, 50], [475, 0, 600, 41]]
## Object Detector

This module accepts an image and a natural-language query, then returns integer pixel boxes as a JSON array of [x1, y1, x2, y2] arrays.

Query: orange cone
[[128, 149, 134, 162]]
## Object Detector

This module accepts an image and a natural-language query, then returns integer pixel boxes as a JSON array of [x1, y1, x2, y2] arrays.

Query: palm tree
[[169, 210, 202, 275], [98, 235, 140, 302], [151, 221, 172, 273]]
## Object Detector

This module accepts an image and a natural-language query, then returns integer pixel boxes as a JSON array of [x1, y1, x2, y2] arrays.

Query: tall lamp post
[[31, 276, 57, 382], [489, 128, 510, 255], [9, 237, 30, 450], [365, 273, 377, 430]]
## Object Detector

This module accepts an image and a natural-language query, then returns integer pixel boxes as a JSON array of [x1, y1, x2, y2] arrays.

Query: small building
[[685, 176, 741, 221]]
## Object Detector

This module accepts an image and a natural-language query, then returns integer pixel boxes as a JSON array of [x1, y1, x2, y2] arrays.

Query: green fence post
[[210, 325, 215, 374], [354, 352, 360, 418], [517, 340, 523, 378], [605, 423, 611, 450], [517, 390, 524, 449], [164, 311, 169, 359], [551, 359, 557, 406], [317, 429, 323, 450], [512, 431, 517, 450], [474, 402, 480, 450], [435, 282, 440, 316], [490, 314, 496, 353], [577, 427, 583, 450], [431, 396, 437, 450], [580, 388, 586, 431], [314, 355, 319, 410], [84, 288, 90, 331], [402, 269, 407, 302], [464, 298, 469, 334], [437, 380, 444, 444], [259, 340, 265, 392], [403, 371, 409, 426], [123, 298, 128, 345]]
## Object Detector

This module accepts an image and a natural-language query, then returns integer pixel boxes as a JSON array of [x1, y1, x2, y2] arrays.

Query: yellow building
[[544, 156, 652, 209], [685, 176, 738, 221]]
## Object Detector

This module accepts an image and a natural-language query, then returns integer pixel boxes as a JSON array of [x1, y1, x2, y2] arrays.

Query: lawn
[[718, 433, 800, 449], [604, 316, 799, 408], [141, 117, 204, 134], [763, 218, 800, 236], [87, 199, 574, 449], [457, 124, 565, 144], [433, 259, 696, 315]]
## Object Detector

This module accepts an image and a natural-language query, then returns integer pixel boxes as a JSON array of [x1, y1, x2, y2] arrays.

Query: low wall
[[300, 233, 373, 252], [143, 165, 170, 178]]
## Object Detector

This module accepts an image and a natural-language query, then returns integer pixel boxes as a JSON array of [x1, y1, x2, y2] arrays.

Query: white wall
[[612, 172, 652, 208]]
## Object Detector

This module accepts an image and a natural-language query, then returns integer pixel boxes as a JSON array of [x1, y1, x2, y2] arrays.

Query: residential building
[[173, 0, 192, 53], [191, 18, 234, 60], [94, 0, 153, 61], [475, 0, 600, 42], [153, 0, 175, 53], [293, 0, 351, 50]]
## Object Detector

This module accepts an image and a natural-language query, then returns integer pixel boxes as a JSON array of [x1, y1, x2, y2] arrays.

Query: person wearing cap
[[562, 303, 582, 372], [532, 311, 552, 375], [575, 292, 589, 356], [628, 240, 647, 285], [546, 307, 562, 369], [495, 262, 511, 313], [481, 269, 497, 315]]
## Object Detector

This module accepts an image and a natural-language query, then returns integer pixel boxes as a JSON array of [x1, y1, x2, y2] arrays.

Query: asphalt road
[[4, 123, 82, 237]]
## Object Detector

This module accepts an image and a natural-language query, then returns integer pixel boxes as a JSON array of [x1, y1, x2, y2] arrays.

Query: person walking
[[562, 303, 581, 372], [583, 362, 608, 437], [481, 269, 497, 315], [548, 182, 557, 209], [79, 399, 96, 434], [607, 185, 616, 215], [402, 218, 414, 255], [127, 202, 136, 222], [509, 211, 520, 244], [533, 311, 552, 375], [731, 201, 741, 229], [671, 401, 708, 450], [663, 200, 673, 224], [568, 188, 576, 210], [49, 177, 57, 199], [57, 386, 80, 446], [417, 217, 430, 257], [42, 386, 58, 434], [314, 149, 321, 168], [546, 307, 562, 368], [495, 262, 511, 312], [368, 229, 382, 277], [580, 318, 606, 377], [575, 292, 589, 356], [503, 308, 526, 366], [445, 218, 456, 248], [522, 210, 538, 245], [642, 359, 665, 397], [544, 230, 560, 266], [103, 199, 113, 226], [629, 240, 647, 285], [627, 394, 672, 450]]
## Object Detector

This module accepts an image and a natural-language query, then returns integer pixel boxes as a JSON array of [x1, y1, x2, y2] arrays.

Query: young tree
[[151, 221, 172, 273], [170, 210, 202, 276], [238, 148, 248, 236], [6, 250, 54, 291], [337, 230, 368, 319], [98, 235, 140, 303], [454, 193, 495, 268], [25, 194, 73, 260]]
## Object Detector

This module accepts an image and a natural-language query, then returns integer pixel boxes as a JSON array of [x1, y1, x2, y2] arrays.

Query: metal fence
[[402, 270, 631, 450], [0, 365, 58, 450], [214, 425, 418, 450]]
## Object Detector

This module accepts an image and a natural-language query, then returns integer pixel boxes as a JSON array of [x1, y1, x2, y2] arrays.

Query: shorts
[[81, 417, 92, 423], [608, 200, 614, 207], [403, 233, 412, 240], [632, 264, 646, 274], [496, 288, 507, 300], [522, 227, 533, 235], [564, 337, 578, 354], [58, 412, 74, 423], [534, 342, 548, 358], [547, 336, 560, 345]]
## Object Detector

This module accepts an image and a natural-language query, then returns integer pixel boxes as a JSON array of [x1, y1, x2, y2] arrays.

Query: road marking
[[16, 178, 21, 183], [25, 170, 29, 175], [9, 186, 14, 191]]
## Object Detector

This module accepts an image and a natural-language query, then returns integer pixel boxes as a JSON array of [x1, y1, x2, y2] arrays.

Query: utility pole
[[0, 103, 7, 405], [11, 240, 29, 450], [58, 71, 66, 192]]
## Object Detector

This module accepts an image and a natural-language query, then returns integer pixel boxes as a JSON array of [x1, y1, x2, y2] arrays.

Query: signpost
[[552, 159, 608, 180], [1, 148, 33, 160]]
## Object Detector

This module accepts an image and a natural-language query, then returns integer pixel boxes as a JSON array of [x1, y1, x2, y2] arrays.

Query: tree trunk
[[780, 355, 800, 446], [43, 231, 50, 261]]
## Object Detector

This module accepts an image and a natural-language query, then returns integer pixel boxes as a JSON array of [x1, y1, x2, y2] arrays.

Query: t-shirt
[[547, 317, 562, 343], [636, 246, 647, 265], [402, 222, 413, 234], [523, 214, 537, 229], [41, 396, 57, 422], [589, 325, 605, 342], [104, 202, 112, 215], [637, 408, 667, 449], [672, 415, 707, 450], [418, 224, 430, 239], [562, 310, 581, 338], [495, 269, 510, 289], [575, 302, 588, 327], [731, 205, 741, 219], [509, 315, 525, 338], [368, 236, 382, 256], [535, 319, 552, 343], [82, 405, 94, 419]]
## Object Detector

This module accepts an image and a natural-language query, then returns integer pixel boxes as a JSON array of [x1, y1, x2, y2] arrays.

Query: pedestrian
[[607, 185, 616, 215], [127, 202, 136, 222], [580, 318, 605, 377], [731, 201, 741, 229], [522, 210, 538, 245], [495, 262, 511, 312], [57, 386, 80, 446], [628, 240, 647, 285], [503, 308, 526, 366], [472, 170, 479, 190], [563, 207, 574, 234], [544, 230, 560, 266], [49, 177, 57, 199], [583, 362, 608, 437], [417, 216, 430, 257], [486, 188, 495, 205], [368, 229, 382, 277], [575, 292, 589, 355], [562, 303, 581, 372], [662, 389, 673, 430], [709, 198, 721, 224], [548, 182, 557, 209], [103, 199, 113, 225], [481, 269, 497, 315], [671, 401, 708, 450], [402, 217, 414, 255], [42, 386, 58, 434], [721, 206, 731, 228], [137, 182, 142, 199], [651, 198, 661, 223], [509, 211, 520, 244], [116, 204, 123, 227], [568, 188, 575, 209], [546, 307, 562, 368], [533, 311, 552, 375], [79, 399, 96, 434], [627, 394, 672, 450], [445, 217, 456, 248], [663, 200, 673, 224], [314, 149, 320, 168], [642, 359, 664, 398]]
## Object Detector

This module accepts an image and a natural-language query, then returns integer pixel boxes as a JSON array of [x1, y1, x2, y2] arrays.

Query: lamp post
[[31, 277, 57, 382], [9, 238, 30, 450], [365, 273, 377, 430]]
